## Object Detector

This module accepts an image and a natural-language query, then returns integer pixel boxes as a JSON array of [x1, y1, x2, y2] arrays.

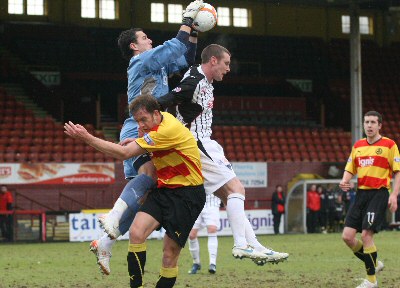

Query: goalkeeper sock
[[119, 174, 156, 235], [100, 233, 116, 250], [156, 266, 178, 288], [127, 243, 147, 288]]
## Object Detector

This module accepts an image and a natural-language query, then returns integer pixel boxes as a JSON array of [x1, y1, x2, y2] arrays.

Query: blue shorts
[[120, 117, 150, 179]]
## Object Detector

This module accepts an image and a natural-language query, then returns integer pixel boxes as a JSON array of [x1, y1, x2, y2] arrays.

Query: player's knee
[[207, 226, 217, 234], [138, 163, 157, 181], [226, 178, 245, 195], [189, 230, 197, 240], [129, 226, 146, 243], [360, 230, 373, 243], [162, 248, 180, 267]]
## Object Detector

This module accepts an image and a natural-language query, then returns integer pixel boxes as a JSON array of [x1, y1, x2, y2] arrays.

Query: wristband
[[190, 29, 198, 37]]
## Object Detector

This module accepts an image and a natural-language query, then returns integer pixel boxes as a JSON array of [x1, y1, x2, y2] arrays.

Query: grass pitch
[[1, 232, 400, 288]]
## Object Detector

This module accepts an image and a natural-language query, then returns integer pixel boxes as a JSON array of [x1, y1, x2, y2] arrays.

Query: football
[[192, 3, 218, 32]]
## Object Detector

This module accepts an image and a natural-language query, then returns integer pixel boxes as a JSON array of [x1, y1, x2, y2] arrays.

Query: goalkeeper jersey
[[127, 38, 188, 111], [345, 137, 400, 190], [135, 112, 203, 188]]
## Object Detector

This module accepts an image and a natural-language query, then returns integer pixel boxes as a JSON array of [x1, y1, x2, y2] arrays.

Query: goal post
[[285, 179, 397, 234]]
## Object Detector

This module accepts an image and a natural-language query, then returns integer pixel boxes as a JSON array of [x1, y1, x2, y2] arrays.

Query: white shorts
[[192, 206, 221, 230], [198, 138, 236, 195]]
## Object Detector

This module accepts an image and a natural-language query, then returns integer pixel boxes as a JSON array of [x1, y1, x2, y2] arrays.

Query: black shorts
[[139, 184, 206, 247], [344, 188, 389, 233]]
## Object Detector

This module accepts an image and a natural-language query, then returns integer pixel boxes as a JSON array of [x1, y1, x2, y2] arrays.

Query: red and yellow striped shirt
[[136, 112, 203, 188], [345, 137, 400, 190]]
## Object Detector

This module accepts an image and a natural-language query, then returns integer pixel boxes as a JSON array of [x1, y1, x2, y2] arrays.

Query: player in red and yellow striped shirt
[[65, 94, 205, 288], [339, 111, 400, 288]]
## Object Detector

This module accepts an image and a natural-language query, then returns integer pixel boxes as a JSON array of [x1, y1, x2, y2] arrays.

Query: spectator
[[306, 184, 320, 233], [326, 184, 336, 232], [0, 185, 13, 242], [317, 185, 328, 233], [334, 193, 345, 232], [271, 185, 286, 235], [342, 182, 356, 215]]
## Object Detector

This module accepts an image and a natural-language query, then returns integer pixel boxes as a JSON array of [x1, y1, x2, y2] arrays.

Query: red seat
[[4, 152, 15, 163], [38, 153, 51, 162]]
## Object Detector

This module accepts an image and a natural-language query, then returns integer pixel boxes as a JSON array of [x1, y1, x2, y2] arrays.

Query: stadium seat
[[63, 152, 73, 162], [39, 153, 52, 162], [4, 152, 15, 163]]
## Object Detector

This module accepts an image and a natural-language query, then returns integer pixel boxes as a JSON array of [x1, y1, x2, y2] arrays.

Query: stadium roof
[[262, 0, 400, 10]]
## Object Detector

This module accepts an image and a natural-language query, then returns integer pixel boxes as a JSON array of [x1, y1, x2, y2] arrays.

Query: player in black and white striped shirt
[[158, 44, 289, 265], [187, 194, 221, 274]]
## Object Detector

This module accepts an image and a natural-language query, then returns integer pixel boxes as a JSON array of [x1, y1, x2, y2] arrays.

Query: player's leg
[[199, 139, 273, 262], [91, 118, 157, 275], [358, 190, 389, 286], [154, 185, 206, 287], [128, 211, 160, 288], [156, 234, 182, 288], [90, 170, 155, 275], [202, 205, 219, 274], [188, 222, 201, 274], [100, 160, 156, 239], [206, 225, 218, 274], [214, 179, 246, 247], [243, 217, 289, 265]]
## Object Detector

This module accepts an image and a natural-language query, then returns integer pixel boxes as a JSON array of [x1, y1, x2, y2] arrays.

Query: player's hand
[[182, 0, 204, 26], [64, 121, 90, 141], [119, 138, 136, 146], [388, 193, 398, 213], [339, 180, 350, 191]]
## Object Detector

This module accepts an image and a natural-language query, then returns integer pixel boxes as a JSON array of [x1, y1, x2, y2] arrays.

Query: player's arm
[[142, 1, 203, 72], [64, 121, 146, 160], [185, 29, 198, 66], [339, 171, 354, 191], [157, 72, 201, 110], [388, 143, 400, 212], [389, 171, 400, 212]]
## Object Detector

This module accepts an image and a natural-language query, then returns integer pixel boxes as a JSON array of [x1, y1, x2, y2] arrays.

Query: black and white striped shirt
[[158, 65, 214, 140]]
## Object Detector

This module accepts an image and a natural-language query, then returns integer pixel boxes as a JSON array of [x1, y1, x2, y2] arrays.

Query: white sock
[[189, 238, 200, 264], [226, 193, 247, 247], [207, 232, 218, 265], [244, 218, 264, 250], [100, 233, 116, 250], [110, 198, 128, 220]]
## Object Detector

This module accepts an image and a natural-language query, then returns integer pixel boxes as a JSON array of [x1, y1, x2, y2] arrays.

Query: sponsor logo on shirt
[[144, 134, 155, 146], [358, 157, 374, 167], [394, 157, 400, 162], [172, 87, 181, 93]]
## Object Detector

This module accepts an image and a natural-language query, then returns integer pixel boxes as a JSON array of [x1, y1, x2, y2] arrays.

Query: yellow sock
[[159, 266, 178, 278], [351, 239, 363, 253]]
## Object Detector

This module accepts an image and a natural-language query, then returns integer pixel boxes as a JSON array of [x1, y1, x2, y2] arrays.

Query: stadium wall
[[6, 161, 336, 211]]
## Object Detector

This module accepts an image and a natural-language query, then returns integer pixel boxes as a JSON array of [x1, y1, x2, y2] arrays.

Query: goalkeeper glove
[[182, 0, 205, 27]]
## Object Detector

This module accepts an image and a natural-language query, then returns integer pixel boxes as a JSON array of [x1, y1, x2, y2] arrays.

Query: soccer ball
[[192, 3, 217, 32]]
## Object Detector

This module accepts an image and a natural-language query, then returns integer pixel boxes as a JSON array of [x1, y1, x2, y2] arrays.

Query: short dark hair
[[201, 44, 231, 64], [129, 94, 161, 116], [364, 111, 382, 123], [117, 28, 143, 60]]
